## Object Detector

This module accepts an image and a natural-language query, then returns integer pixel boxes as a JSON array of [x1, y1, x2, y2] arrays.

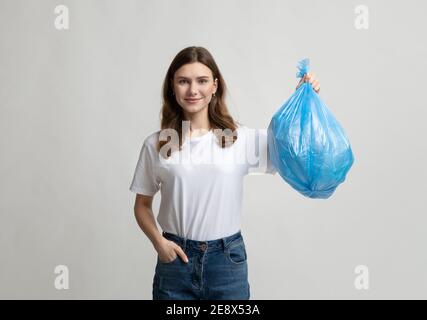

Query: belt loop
[[182, 235, 187, 252], [221, 237, 227, 252]]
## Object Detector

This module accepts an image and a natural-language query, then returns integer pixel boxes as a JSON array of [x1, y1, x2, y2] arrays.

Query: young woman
[[130, 46, 320, 300]]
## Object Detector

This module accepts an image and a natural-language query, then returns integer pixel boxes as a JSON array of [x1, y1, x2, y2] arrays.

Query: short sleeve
[[246, 128, 277, 175], [129, 140, 161, 196]]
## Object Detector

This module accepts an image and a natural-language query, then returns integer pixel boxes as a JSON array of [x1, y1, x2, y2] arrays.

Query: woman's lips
[[185, 98, 202, 103]]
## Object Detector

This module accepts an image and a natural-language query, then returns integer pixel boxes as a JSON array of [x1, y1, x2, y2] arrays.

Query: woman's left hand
[[296, 72, 320, 93]]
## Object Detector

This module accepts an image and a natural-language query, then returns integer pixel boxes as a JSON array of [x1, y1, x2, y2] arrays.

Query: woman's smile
[[185, 97, 203, 103]]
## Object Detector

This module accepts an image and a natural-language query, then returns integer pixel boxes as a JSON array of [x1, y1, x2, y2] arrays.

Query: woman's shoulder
[[235, 122, 258, 136], [142, 130, 161, 148]]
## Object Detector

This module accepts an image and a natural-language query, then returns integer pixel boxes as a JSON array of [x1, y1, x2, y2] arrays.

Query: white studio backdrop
[[0, 0, 426, 299]]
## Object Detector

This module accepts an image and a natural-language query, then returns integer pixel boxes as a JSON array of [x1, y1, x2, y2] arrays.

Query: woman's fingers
[[296, 73, 320, 93], [311, 78, 320, 93], [306, 73, 320, 93], [175, 244, 189, 263], [305, 73, 314, 82], [312, 80, 319, 90]]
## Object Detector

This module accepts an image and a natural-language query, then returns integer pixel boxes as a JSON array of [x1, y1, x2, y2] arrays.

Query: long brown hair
[[157, 46, 239, 157]]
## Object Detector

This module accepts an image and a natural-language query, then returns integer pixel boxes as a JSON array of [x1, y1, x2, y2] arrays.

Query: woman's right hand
[[155, 237, 189, 263]]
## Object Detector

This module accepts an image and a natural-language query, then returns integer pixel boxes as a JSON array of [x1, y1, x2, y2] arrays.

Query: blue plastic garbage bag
[[267, 59, 354, 199]]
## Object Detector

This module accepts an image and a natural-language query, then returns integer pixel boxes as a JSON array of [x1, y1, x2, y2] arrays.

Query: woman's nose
[[189, 84, 198, 95]]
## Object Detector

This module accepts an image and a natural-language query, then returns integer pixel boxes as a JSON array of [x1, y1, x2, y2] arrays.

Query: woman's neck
[[183, 110, 211, 135]]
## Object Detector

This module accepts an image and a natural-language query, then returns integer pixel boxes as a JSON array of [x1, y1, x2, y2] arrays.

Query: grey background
[[1, 0, 426, 299]]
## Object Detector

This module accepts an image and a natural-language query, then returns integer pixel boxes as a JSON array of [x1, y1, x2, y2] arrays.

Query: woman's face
[[172, 62, 218, 116]]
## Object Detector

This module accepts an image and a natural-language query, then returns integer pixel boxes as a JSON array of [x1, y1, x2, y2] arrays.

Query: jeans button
[[200, 243, 207, 251]]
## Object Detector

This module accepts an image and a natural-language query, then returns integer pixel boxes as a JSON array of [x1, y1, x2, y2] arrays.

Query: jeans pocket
[[157, 254, 178, 265], [226, 239, 247, 265]]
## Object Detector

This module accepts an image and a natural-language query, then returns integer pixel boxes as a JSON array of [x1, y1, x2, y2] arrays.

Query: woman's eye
[[178, 80, 208, 84]]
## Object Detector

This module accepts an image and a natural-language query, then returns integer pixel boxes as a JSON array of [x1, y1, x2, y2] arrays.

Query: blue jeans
[[153, 230, 250, 300]]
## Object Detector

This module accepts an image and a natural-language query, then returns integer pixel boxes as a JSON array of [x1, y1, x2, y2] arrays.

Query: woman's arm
[[133, 194, 189, 263], [133, 194, 163, 249]]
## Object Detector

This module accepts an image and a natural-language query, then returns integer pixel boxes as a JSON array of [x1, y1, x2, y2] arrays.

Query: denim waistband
[[162, 230, 243, 252]]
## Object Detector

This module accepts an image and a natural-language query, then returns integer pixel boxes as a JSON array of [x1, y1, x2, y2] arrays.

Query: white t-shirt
[[129, 124, 276, 241]]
